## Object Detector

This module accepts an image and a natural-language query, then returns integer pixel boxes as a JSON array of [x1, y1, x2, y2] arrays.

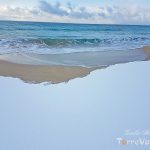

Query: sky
[[0, 0, 150, 24]]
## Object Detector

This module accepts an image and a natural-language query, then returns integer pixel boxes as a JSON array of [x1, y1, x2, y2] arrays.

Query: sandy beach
[[0, 59, 100, 84], [144, 46, 150, 60], [0, 58, 150, 150], [0, 46, 149, 84], [0, 7, 150, 150]]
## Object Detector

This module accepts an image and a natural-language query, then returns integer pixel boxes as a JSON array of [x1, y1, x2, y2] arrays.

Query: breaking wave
[[0, 37, 150, 54]]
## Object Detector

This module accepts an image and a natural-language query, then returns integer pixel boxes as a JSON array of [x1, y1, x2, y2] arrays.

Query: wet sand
[[0, 60, 100, 84], [144, 46, 150, 60], [0, 48, 146, 67], [0, 46, 149, 84]]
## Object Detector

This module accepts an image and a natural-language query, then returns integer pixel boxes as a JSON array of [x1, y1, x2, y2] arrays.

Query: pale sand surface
[[0, 60, 100, 84], [0, 60, 150, 150]]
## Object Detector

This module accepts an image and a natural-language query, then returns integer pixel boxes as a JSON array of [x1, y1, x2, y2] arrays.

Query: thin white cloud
[[0, 1, 150, 25]]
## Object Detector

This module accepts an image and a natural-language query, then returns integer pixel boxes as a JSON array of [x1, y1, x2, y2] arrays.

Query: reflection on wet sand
[[0, 46, 149, 84]]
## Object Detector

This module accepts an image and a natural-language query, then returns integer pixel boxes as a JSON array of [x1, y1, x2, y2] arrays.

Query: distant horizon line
[[0, 19, 150, 26]]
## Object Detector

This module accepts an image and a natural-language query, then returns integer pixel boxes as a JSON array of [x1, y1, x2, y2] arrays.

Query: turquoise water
[[0, 21, 150, 54]]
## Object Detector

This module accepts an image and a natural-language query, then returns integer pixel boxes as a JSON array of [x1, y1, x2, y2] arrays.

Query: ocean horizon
[[1, 19, 150, 25]]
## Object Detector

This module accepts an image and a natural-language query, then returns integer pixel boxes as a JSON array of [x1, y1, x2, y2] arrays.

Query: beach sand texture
[[144, 46, 150, 60], [0, 46, 149, 84], [0, 60, 99, 84]]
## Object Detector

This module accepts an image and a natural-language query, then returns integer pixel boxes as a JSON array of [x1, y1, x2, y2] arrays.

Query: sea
[[0, 20, 150, 54]]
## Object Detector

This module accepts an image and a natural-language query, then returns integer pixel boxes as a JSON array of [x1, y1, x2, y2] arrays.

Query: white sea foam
[[0, 48, 147, 67], [0, 38, 149, 55]]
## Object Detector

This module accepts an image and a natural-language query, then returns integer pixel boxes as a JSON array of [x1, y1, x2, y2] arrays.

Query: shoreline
[[0, 59, 101, 84], [0, 46, 149, 84], [0, 47, 147, 67]]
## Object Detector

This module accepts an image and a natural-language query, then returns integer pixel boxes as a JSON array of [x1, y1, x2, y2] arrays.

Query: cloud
[[39, 1, 68, 16], [68, 5, 94, 19], [38, 1, 150, 24], [0, 6, 41, 21], [98, 6, 150, 24], [0, 1, 150, 25], [39, 1, 94, 19]]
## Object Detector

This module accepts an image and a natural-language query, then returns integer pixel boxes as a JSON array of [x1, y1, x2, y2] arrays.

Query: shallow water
[[0, 48, 147, 67]]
